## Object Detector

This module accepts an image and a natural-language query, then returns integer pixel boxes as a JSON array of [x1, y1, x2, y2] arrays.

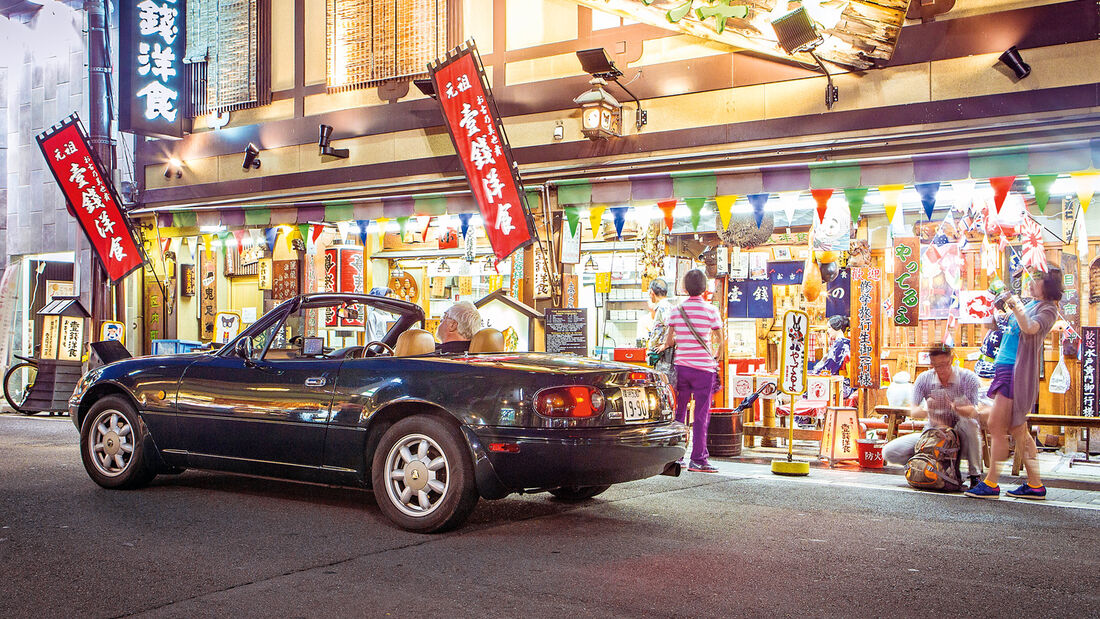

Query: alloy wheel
[[87, 409, 134, 478], [383, 433, 450, 518]]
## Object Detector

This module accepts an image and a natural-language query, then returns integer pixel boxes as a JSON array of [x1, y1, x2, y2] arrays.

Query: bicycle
[[4, 354, 40, 415]]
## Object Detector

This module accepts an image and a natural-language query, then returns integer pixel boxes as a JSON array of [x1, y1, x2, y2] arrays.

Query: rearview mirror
[[234, 338, 253, 360]]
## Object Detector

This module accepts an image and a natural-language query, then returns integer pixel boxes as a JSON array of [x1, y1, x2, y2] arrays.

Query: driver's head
[[437, 301, 481, 342]]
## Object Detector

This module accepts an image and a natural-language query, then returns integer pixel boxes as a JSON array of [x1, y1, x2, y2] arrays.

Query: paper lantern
[[323, 244, 366, 328]]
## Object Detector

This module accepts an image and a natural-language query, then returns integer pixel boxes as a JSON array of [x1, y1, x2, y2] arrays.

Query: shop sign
[[767, 261, 804, 286], [428, 43, 535, 261], [716, 247, 728, 276], [324, 245, 365, 327], [1082, 327, 1100, 418], [180, 263, 195, 297], [144, 270, 165, 352], [562, 274, 579, 308], [458, 276, 473, 296], [850, 267, 882, 389], [119, 0, 185, 138], [240, 245, 264, 267], [826, 267, 850, 318], [560, 221, 581, 265], [200, 252, 217, 339], [778, 310, 808, 396], [728, 280, 772, 319], [58, 317, 84, 362], [768, 231, 810, 246], [893, 238, 919, 326], [271, 260, 299, 301], [510, 251, 524, 299], [35, 115, 144, 282], [100, 320, 125, 344], [214, 311, 241, 344], [40, 315, 60, 360], [257, 258, 272, 290], [819, 407, 861, 464], [594, 272, 612, 294]]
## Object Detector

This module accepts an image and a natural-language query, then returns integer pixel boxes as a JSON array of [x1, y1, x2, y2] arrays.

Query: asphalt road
[[2, 414, 1099, 618]]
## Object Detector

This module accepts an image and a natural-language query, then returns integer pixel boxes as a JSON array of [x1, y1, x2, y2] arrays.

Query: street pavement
[[2, 413, 1099, 618]]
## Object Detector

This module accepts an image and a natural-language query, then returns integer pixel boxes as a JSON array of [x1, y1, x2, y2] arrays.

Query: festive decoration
[[356, 219, 370, 245], [589, 205, 607, 235], [880, 184, 904, 224], [980, 235, 999, 275], [457, 214, 471, 238], [803, 256, 823, 302], [564, 206, 581, 236], [747, 193, 770, 229], [1073, 171, 1098, 213], [844, 187, 868, 223], [715, 195, 736, 231], [1028, 174, 1057, 214], [421, 216, 433, 242], [611, 206, 629, 239], [915, 181, 940, 220], [265, 227, 279, 252], [951, 179, 975, 213], [657, 200, 676, 231], [686, 197, 705, 230], [943, 313, 957, 347], [810, 189, 833, 224], [989, 176, 1015, 214], [396, 216, 410, 241], [779, 192, 798, 226], [1019, 216, 1047, 272]]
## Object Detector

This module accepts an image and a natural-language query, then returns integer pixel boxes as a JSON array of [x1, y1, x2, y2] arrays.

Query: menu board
[[272, 260, 299, 301], [544, 308, 587, 355], [1082, 327, 1099, 418]]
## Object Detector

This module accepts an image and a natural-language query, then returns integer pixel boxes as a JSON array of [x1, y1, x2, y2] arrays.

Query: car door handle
[[305, 377, 327, 387]]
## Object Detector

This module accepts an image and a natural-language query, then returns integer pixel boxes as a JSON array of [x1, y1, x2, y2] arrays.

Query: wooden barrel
[[707, 408, 743, 457]]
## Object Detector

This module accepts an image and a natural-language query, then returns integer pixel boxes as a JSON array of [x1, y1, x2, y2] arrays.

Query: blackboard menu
[[545, 308, 587, 356], [1082, 327, 1099, 418]]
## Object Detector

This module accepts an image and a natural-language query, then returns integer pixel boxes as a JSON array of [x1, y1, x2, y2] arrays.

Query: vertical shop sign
[[1082, 327, 1100, 417], [119, 0, 185, 138], [40, 315, 60, 360], [779, 310, 809, 396], [826, 268, 850, 318], [429, 43, 535, 261], [324, 245, 365, 328], [58, 317, 83, 362], [1060, 252, 1081, 356], [257, 259, 272, 290], [893, 238, 920, 326], [560, 221, 581, 264], [199, 251, 217, 340], [850, 266, 882, 389], [36, 115, 145, 282], [180, 263, 195, 296], [144, 271, 165, 352]]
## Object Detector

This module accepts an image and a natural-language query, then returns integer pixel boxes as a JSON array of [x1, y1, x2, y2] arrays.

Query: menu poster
[[200, 251, 217, 340], [850, 266, 882, 389], [893, 237, 920, 326], [544, 308, 587, 356], [1082, 327, 1099, 417], [272, 260, 299, 301]]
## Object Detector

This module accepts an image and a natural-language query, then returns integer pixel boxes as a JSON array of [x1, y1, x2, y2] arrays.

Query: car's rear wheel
[[548, 485, 611, 501], [371, 415, 478, 533], [79, 396, 157, 490]]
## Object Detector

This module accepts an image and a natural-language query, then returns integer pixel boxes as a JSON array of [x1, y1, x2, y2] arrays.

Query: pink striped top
[[667, 296, 722, 371]]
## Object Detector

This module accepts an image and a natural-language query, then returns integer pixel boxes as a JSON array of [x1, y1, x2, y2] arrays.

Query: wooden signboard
[[58, 316, 83, 362], [893, 238, 919, 326], [1061, 252, 1081, 355], [562, 274, 579, 308], [180, 263, 196, 297], [271, 260, 299, 301], [850, 266, 882, 389], [144, 271, 165, 352], [544, 308, 588, 355], [40, 315, 59, 360], [257, 258, 272, 290], [200, 252, 218, 341], [1082, 327, 1099, 418]]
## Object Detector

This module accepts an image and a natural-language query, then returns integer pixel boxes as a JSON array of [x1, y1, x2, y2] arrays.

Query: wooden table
[[874, 406, 915, 442]]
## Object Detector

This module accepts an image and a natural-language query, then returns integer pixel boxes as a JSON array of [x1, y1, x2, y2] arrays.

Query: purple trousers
[[674, 364, 717, 464]]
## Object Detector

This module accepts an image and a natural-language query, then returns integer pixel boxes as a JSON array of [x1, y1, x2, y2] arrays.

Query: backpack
[[904, 427, 963, 492]]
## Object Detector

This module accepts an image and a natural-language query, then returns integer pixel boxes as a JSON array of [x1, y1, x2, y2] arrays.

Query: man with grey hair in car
[[436, 301, 482, 354]]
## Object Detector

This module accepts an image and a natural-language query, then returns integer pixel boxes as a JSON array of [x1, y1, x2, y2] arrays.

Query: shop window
[[184, 0, 272, 117], [326, 0, 449, 92]]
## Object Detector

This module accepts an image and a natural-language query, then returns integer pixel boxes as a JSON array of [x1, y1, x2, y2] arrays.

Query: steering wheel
[[359, 340, 394, 358], [289, 335, 303, 348]]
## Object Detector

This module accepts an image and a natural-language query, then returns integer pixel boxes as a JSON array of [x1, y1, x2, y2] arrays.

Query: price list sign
[[544, 308, 588, 356], [893, 238, 919, 326], [1082, 327, 1099, 417]]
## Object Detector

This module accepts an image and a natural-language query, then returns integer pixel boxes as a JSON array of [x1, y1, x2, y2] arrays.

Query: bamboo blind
[[185, 0, 268, 115], [327, 0, 447, 91]]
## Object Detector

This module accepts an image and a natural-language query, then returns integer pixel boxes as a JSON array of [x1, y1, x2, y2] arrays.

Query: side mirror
[[234, 338, 253, 361]]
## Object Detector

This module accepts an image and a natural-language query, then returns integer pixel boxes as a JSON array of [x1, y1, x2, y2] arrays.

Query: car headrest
[[468, 328, 505, 354], [393, 329, 436, 357]]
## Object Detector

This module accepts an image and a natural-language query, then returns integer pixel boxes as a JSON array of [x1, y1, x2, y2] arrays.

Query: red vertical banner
[[36, 115, 144, 282], [850, 266, 882, 389], [429, 43, 535, 261], [893, 237, 920, 326]]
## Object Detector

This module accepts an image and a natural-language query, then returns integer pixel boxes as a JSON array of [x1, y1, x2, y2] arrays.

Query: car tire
[[547, 485, 611, 501], [371, 415, 478, 533], [79, 395, 158, 490]]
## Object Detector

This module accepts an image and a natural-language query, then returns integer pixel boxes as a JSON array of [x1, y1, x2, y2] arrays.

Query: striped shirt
[[667, 296, 722, 372], [912, 366, 982, 428]]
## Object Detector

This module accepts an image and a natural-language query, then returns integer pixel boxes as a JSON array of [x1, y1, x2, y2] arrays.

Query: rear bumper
[[464, 422, 687, 498]]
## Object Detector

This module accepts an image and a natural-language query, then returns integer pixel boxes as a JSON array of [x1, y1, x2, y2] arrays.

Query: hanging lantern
[[324, 242, 366, 328], [573, 77, 622, 140]]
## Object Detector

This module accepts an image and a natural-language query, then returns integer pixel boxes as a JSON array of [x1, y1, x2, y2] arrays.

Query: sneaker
[[968, 476, 982, 490], [964, 480, 1000, 499], [688, 461, 718, 473], [675, 457, 686, 467], [1007, 484, 1047, 500]]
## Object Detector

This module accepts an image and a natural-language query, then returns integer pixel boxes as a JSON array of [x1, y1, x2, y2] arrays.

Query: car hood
[[452, 352, 643, 374]]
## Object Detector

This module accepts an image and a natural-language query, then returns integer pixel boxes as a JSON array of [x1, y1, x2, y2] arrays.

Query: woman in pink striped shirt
[[661, 269, 725, 473]]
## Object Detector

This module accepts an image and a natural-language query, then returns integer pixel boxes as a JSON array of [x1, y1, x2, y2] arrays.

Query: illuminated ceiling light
[[164, 158, 182, 179], [318, 124, 349, 160], [771, 7, 838, 110], [575, 48, 647, 131], [999, 46, 1031, 80], [242, 143, 261, 170]]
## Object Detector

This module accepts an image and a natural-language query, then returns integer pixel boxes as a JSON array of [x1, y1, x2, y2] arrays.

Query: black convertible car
[[70, 293, 686, 532]]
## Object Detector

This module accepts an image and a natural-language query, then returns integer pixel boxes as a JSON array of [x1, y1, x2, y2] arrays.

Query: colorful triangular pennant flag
[[844, 187, 868, 223], [989, 176, 1015, 214], [810, 189, 833, 224], [656, 200, 676, 231], [747, 193, 770, 229], [564, 206, 581, 236], [685, 198, 705, 231], [951, 179, 975, 213], [715, 195, 736, 231], [1072, 171, 1098, 214], [915, 182, 940, 220], [611, 206, 629, 240], [589, 205, 607, 235], [1028, 174, 1057, 214], [880, 184, 905, 224]]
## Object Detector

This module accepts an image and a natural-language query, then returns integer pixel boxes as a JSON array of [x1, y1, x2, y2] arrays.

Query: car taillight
[[628, 371, 649, 383], [533, 386, 606, 418]]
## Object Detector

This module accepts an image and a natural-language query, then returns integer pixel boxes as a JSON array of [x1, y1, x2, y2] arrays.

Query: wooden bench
[[1012, 414, 1100, 475]]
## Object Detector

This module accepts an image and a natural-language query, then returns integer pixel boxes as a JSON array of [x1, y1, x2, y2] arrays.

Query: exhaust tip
[[661, 461, 682, 477]]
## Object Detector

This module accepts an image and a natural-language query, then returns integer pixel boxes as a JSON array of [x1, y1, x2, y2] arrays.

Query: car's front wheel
[[371, 416, 478, 533], [79, 395, 157, 490], [548, 485, 611, 501]]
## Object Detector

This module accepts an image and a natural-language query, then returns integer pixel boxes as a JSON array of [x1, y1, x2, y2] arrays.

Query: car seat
[[468, 328, 505, 353], [393, 329, 436, 356]]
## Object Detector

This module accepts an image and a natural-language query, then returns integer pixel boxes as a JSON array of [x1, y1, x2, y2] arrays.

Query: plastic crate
[[151, 339, 204, 355]]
